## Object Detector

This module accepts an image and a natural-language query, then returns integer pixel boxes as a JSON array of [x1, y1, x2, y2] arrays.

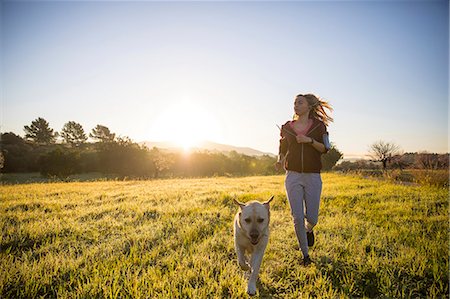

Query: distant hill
[[341, 153, 370, 162], [140, 140, 276, 157]]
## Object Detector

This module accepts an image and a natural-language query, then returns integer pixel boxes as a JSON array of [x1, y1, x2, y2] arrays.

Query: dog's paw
[[247, 284, 257, 296], [239, 262, 250, 271]]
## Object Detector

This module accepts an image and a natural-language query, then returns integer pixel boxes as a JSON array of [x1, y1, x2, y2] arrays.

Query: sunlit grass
[[1, 174, 448, 298]]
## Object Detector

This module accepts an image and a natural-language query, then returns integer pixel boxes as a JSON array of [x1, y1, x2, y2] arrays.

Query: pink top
[[289, 120, 313, 136]]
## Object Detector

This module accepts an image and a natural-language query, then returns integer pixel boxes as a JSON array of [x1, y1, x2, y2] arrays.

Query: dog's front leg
[[235, 243, 250, 271], [247, 242, 267, 296]]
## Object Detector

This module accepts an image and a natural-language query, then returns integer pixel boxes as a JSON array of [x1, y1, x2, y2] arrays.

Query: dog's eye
[[257, 218, 264, 223], [244, 218, 251, 223]]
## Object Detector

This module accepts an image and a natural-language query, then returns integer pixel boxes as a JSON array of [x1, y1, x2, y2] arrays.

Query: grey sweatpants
[[285, 171, 322, 258]]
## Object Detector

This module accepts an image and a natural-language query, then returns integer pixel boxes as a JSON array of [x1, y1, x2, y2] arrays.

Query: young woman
[[276, 93, 333, 266]]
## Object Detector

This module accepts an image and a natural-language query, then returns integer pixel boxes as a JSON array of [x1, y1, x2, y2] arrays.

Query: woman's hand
[[275, 161, 283, 171], [295, 134, 312, 144], [275, 154, 285, 171]]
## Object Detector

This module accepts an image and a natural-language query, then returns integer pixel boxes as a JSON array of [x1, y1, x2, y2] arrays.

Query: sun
[[176, 120, 204, 151], [150, 99, 222, 151]]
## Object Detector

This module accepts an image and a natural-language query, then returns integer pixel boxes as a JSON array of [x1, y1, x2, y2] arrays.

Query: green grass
[[1, 174, 448, 298]]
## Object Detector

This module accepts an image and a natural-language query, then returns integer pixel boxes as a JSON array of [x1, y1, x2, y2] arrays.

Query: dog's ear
[[263, 195, 274, 207], [234, 198, 245, 209]]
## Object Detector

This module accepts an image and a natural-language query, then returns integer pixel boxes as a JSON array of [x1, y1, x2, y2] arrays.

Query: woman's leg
[[303, 173, 322, 232], [285, 171, 309, 258]]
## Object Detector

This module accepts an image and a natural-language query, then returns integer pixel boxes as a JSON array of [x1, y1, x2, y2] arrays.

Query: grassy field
[[1, 174, 448, 298]]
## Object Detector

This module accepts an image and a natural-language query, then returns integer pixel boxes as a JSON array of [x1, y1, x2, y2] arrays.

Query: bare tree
[[414, 152, 445, 170], [369, 140, 401, 171]]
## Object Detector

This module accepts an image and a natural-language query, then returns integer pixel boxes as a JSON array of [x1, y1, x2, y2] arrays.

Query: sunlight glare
[[150, 99, 223, 151]]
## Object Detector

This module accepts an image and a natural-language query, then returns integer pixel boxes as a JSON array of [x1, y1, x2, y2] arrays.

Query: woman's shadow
[[255, 255, 381, 298]]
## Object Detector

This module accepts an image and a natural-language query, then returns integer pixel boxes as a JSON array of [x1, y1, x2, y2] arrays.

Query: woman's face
[[294, 96, 310, 116]]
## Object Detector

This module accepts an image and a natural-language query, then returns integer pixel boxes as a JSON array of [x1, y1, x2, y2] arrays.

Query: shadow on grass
[[315, 255, 387, 298]]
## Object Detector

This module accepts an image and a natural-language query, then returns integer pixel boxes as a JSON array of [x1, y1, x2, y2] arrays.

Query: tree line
[[0, 117, 344, 178], [334, 140, 448, 172], [334, 152, 449, 172]]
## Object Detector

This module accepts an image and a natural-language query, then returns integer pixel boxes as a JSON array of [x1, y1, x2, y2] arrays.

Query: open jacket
[[279, 118, 329, 173]]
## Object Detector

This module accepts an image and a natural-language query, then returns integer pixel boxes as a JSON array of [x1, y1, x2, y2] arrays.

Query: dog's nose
[[250, 229, 259, 240]]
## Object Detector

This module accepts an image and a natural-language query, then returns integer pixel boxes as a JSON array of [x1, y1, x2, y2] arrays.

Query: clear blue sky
[[1, 0, 448, 157]]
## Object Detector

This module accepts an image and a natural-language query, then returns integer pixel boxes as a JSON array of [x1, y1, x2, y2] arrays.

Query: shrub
[[410, 169, 449, 188], [39, 147, 81, 178]]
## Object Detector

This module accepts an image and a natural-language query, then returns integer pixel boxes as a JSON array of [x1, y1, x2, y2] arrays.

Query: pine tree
[[61, 121, 88, 147], [89, 125, 115, 143], [23, 117, 58, 144]]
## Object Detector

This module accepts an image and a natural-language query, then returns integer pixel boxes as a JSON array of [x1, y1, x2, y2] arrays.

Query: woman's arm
[[310, 138, 326, 153], [276, 131, 288, 170], [296, 135, 327, 153]]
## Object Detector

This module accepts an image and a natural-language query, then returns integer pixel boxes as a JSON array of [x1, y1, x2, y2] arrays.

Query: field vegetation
[[1, 173, 448, 298], [348, 169, 449, 188]]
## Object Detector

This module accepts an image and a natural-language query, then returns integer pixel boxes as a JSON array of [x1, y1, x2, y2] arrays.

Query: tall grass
[[1, 174, 448, 298]]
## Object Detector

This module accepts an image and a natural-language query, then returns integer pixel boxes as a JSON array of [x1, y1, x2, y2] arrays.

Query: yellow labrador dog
[[234, 196, 274, 296]]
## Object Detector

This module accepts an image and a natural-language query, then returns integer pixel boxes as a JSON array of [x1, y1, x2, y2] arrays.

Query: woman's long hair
[[296, 93, 333, 126]]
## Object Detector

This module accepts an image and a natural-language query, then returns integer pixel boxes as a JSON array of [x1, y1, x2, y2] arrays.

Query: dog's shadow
[[255, 280, 273, 298]]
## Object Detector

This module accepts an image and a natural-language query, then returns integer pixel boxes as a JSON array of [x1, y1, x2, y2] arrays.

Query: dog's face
[[235, 196, 274, 245]]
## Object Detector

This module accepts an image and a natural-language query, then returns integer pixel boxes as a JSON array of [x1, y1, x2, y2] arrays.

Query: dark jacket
[[279, 118, 328, 173]]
